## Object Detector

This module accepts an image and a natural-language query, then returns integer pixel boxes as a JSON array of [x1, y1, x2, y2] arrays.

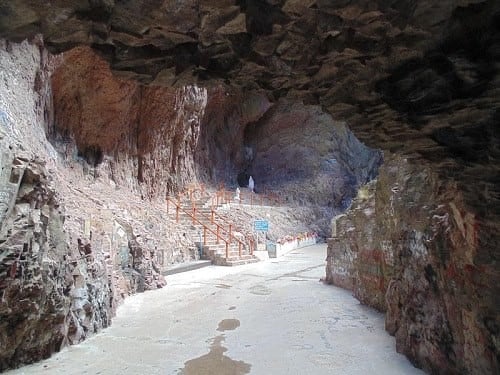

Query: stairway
[[167, 193, 259, 266]]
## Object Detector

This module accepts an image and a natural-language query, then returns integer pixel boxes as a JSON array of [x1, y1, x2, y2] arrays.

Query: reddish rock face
[[51, 47, 140, 159], [0, 42, 194, 370], [51, 47, 209, 198], [326, 156, 499, 374]]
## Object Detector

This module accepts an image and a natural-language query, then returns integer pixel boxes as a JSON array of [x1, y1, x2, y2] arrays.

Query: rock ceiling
[[0, 0, 499, 222]]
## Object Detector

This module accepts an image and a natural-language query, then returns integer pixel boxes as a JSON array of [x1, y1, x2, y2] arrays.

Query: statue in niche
[[248, 176, 255, 192], [235, 187, 241, 202]]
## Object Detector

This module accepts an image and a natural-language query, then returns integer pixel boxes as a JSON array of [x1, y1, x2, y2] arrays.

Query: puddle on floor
[[180, 335, 251, 375], [217, 319, 240, 331]]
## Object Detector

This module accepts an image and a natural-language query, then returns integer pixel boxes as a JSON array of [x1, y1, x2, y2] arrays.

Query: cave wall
[[245, 99, 382, 234], [0, 1, 498, 373], [0, 40, 205, 370], [196, 89, 382, 236], [326, 155, 499, 374], [51, 46, 208, 199], [195, 84, 272, 184]]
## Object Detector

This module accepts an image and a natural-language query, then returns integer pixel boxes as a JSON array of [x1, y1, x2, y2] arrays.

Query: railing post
[[216, 225, 220, 244], [166, 199, 169, 214], [192, 206, 196, 224], [211, 209, 214, 224], [238, 241, 242, 257], [203, 226, 207, 246], [225, 242, 229, 259], [229, 224, 232, 243], [176, 206, 179, 223]]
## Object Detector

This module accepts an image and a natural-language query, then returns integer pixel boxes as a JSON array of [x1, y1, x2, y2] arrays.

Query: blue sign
[[254, 220, 269, 232]]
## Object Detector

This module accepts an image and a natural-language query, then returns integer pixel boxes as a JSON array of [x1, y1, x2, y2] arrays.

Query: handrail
[[217, 188, 283, 207], [167, 196, 231, 258], [212, 209, 257, 254], [168, 182, 283, 257], [193, 205, 248, 257], [211, 194, 260, 255], [166, 196, 246, 258], [208, 187, 279, 254], [177, 186, 247, 251]]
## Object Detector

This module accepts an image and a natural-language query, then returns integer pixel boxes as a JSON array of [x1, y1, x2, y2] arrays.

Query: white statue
[[248, 176, 254, 192], [235, 187, 241, 202]]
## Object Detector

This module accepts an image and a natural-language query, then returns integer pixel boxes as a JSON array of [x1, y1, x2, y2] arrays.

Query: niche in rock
[[237, 171, 251, 188], [77, 145, 104, 167]]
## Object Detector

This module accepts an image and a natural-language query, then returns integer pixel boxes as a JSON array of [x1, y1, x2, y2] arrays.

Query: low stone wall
[[269, 235, 318, 258]]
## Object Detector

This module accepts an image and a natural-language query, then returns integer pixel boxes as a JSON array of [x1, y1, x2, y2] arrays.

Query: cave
[[0, 1, 499, 374]]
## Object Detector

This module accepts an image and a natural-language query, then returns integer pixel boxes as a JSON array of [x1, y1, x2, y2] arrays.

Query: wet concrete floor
[[9, 244, 424, 375]]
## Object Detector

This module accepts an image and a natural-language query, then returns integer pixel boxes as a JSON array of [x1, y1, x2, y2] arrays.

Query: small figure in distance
[[248, 176, 255, 193]]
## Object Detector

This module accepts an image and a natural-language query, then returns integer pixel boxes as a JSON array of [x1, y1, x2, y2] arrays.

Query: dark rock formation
[[244, 99, 381, 232], [327, 156, 499, 374]]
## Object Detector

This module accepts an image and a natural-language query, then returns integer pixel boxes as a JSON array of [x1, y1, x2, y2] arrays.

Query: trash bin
[[267, 241, 277, 258]]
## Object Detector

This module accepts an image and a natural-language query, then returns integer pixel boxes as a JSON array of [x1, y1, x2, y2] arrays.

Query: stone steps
[[166, 192, 258, 266]]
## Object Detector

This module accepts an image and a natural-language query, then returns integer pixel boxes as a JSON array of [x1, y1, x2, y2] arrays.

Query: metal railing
[[166, 182, 283, 259], [215, 188, 283, 207], [166, 196, 246, 259]]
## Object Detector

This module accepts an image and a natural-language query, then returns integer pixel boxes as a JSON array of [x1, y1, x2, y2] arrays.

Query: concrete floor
[[9, 244, 423, 375]]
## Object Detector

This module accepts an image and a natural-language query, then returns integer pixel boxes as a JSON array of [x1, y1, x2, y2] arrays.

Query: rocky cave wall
[[0, 35, 377, 370], [326, 155, 499, 374], [0, 40, 208, 370], [51, 46, 208, 199], [244, 100, 381, 234], [197, 87, 382, 235], [0, 0, 499, 374]]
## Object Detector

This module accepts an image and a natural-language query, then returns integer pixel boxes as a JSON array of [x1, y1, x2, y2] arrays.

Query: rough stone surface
[[1, 0, 496, 238], [50, 46, 378, 236], [326, 155, 500, 374], [51, 46, 208, 198], [245, 100, 381, 233], [0, 1, 499, 374], [0, 40, 201, 370]]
